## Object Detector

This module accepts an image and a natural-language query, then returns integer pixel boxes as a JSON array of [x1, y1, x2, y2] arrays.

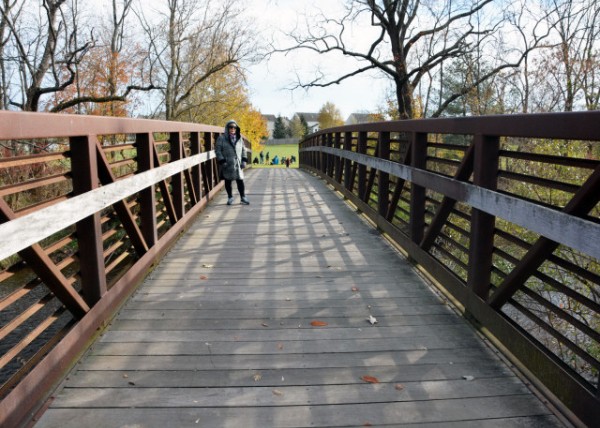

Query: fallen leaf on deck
[[394, 384, 405, 391], [253, 373, 262, 382], [272, 389, 284, 396], [128, 381, 135, 386], [122, 374, 128, 378], [261, 322, 269, 327], [367, 315, 378, 325], [199, 275, 208, 280], [277, 343, 284, 350], [351, 286, 360, 292], [462, 375, 475, 381], [361, 375, 380, 384], [310, 320, 328, 327], [202, 264, 213, 268]]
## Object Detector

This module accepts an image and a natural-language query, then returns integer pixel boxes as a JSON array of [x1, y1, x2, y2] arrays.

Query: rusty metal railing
[[299, 112, 600, 427], [0, 111, 249, 427]]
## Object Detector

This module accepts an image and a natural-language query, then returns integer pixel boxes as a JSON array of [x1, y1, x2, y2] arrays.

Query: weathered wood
[[34, 169, 563, 428], [0, 151, 215, 261], [310, 145, 600, 260]]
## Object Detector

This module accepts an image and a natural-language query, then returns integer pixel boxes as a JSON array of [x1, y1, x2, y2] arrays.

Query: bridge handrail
[[0, 111, 247, 427], [299, 111, 600, 427]]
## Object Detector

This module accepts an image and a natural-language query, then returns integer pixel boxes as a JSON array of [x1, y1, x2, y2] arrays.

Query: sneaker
[[227, 197, 234, 205], [240, 196, 250, 205]]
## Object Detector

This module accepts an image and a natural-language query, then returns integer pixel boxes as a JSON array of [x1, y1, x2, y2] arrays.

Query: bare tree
[[0, 0, 18, 109], [137, 0, 256, 121], [0, 0, 92, 111], [539, 0, 600, 112], [274, 0, 549, 119], [0, 0, 156, 113]]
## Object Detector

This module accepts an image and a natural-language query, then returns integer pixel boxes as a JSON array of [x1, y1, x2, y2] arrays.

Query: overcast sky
[[243, 0, 388, 119]]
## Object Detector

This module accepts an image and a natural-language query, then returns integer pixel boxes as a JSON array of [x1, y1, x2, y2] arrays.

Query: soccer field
[[250, 144, 300, 168]]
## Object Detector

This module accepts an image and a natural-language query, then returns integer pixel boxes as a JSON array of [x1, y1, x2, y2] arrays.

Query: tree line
[[273, 0, 598, 119], [1, 0, 598, 130], [0, 0, 269, 150]]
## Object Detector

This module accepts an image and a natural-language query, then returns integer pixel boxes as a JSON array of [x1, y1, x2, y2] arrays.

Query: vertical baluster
[[378, 132, 390, 217], [334, 132, 342, 183], [343, 131, 352, 191], [70, 135, 107, 305], [357, 131, 368, 201], [170, 132, 184, 219], [136, 133, 157, 248], [410, 132, 427, 244], [468, 134, 499, 299], [190, 132, 202, 201]]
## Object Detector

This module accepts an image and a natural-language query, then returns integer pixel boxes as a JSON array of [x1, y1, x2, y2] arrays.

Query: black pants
[[225, 179, 245, 198]]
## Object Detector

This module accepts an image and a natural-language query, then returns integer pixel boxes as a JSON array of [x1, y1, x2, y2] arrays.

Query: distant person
[[215, 120, 250, 205], [266, 152, 270, 164], [253, 156, 259, 165], [285, 157, 290, 168], [259, 151, 264, 164]]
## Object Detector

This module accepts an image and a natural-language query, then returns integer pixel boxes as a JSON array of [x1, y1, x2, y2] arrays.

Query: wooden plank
[[0, 151, 214, 261], [88, 336, 491, 356], [34, 169, 564, 428], [49, 378, 533, 408], [116, 306, 454, 319], [35, 399, 561, 427], [62, 362, 515, 388]]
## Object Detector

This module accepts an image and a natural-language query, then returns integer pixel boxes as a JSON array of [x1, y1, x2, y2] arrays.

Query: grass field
[[250, 144, 299, 168]]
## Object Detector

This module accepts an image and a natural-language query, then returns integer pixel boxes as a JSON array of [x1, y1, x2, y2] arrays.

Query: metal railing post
[[70, 135, 107, 305], [410, 132, 427, 244], [136, 132, 158, 248], [468, 134, 499, 299], [170, 132, 184, 219], [378, 132, 390, 217]]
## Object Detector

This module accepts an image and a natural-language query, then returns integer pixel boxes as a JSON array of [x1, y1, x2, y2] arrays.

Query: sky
[[242, 0, 389, 119], [85, 0, 390, 120]]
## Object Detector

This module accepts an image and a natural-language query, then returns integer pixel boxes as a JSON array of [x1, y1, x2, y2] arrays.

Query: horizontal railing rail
[[0, 111, 249, 427], [299, 111, 600, 427]]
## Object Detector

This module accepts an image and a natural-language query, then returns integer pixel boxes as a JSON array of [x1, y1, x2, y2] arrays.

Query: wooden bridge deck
[[34, 169, 564, 427]]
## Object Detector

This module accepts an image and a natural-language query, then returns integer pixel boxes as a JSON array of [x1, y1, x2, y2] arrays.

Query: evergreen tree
[[299, 115, 309, 137], [273, 116, 289, 138]]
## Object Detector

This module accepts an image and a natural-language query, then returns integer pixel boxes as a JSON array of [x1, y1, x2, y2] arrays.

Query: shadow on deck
[[33, 168, 565, 427]]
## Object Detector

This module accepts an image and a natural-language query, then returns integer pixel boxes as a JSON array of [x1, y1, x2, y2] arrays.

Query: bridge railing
[[0, 111, 247, 427], [300, 112, 600, 427]]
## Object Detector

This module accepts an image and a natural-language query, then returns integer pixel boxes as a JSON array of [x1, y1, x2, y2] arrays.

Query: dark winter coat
[[215, 120, 248, 181]]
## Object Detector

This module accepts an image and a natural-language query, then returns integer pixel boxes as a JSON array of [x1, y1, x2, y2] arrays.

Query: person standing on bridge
[[216, 120, 250, 205]]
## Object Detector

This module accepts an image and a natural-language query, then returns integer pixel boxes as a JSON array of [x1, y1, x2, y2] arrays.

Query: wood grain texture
[[34, 169, 564, 428]]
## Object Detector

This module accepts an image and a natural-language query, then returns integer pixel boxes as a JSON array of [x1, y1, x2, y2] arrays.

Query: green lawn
[[250, 144, 299, 168]]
